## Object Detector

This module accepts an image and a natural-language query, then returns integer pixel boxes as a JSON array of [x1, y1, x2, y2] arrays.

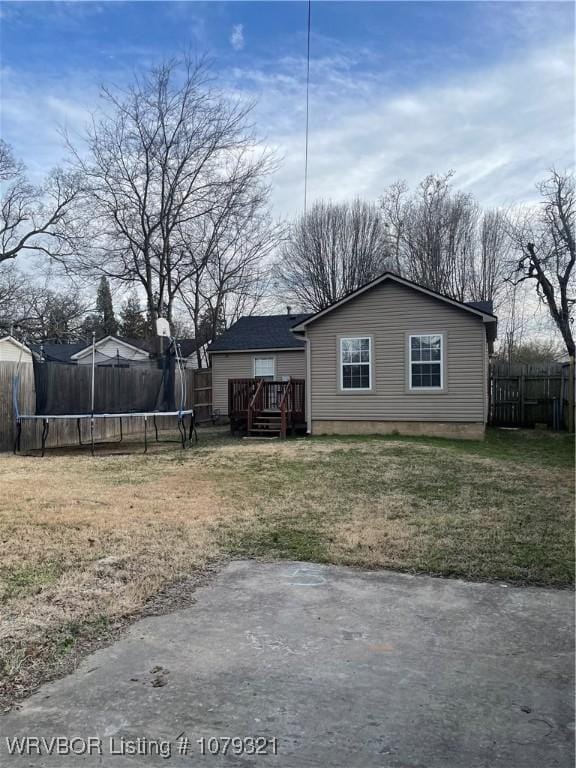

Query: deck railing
[[228, 378, 258, 415], [228, 378, 306, 436], [279, 380, 291, 437], [247, 379, 264, 434]]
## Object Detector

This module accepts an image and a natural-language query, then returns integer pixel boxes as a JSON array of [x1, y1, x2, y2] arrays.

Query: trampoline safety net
[[33, 357, 178, 415]]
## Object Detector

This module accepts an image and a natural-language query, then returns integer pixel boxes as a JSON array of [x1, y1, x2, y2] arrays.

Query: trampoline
[[13, 328, 198, 457]]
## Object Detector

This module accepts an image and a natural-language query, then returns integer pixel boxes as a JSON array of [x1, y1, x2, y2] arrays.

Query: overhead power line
[[304, 0, 312, 214]]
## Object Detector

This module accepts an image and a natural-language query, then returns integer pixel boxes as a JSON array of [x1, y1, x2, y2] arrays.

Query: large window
[[253, 356, 275, 380], [409, 334, 443, 389], [341, 337, 371, 390]]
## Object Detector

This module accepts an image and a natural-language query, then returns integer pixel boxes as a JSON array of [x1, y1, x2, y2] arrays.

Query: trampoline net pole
[[90, 331, 96, 416], [91, 332, 96, 456]]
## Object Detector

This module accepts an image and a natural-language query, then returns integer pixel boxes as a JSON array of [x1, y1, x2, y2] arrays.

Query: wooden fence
[[489, 361, 573, 430], [0, 362, 212, 452]]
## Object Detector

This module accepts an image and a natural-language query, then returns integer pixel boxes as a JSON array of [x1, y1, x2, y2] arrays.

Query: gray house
[[209, 314, 310, 416], [209, 273, 497, 439]]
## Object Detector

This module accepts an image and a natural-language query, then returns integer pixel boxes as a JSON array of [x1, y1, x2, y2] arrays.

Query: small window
[[409, 335, 443, 389], [254, 357, 275, 380], [341, 337, 371, 390]]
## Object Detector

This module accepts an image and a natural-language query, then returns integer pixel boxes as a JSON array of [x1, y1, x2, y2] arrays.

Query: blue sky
[[1, 1, 574, 216]]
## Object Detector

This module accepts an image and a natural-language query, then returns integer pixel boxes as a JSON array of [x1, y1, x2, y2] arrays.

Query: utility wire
[[304, 0, 312, 214]]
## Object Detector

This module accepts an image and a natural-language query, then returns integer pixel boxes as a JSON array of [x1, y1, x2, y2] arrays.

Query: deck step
[[249, 429, 281, 436], [249, 408, 283, 437], [252, 418, 281, 424]]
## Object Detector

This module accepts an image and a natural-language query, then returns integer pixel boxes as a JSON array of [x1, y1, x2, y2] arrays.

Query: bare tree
[[0, 266, 89, 342], [508, 170, 575, 357], [470, 209, 509, 304], [494, 336, 565, 364], [0, 141, 80, 266], [177, 182, 281, 366], [68, 57, 275, 351], [381, 173, 508, 308], [0, 263, 26, 333], [277, 199, 390, 312], [0, 140, 21, 181]]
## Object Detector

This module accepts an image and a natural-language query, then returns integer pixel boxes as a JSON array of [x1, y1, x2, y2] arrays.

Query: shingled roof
[[465, 300, 494, 315], [208, 314, 312, 353], [30, 336, 200, 362]]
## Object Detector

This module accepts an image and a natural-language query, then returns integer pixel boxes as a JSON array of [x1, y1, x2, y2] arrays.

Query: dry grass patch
[[0, 442, 235, 708], [0, 427, 573, 709]]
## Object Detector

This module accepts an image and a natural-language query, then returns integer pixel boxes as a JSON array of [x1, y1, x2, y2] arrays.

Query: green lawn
[[207, 428, 575, 586], [0, 426, 573, 708]]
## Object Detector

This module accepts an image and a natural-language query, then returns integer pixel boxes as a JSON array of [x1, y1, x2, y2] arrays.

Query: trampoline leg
[[189, 413, 197, 445], [177, 417, 185, 449], [154, 416, 159, 442], [144, 416, 148, 454], [77, 418, 83, 446], [41, 419, 49, 457], [13, 419, 22, 455], [90, 418, 95, 457], [119, 417, 123, 443]]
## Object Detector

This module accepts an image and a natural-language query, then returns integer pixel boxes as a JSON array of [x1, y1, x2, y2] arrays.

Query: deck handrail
[[247, 378, 264, 433], [279, 379, 292, 438]]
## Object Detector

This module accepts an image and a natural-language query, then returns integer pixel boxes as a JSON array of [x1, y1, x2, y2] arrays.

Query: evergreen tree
[[119, 294, 148, 339], [96, 276, 118, 336]]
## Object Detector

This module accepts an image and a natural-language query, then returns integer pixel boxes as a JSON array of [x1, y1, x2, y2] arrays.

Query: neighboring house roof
[[0, 336, 32, 354], [291, 273, 497, 341], [70, 335, 150, 361], [30, 336, 198, 363], [465, 300, 494, 315], [178, 338, 201, 358], [209, 314, 312, 353], [30, 342, 87, 363]]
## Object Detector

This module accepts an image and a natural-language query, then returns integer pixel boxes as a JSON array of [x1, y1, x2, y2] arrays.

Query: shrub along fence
[[0, 361, 212, 452], [489, 360, 574, 430]]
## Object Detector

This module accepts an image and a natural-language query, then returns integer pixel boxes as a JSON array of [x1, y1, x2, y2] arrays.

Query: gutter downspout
[[305, 335, 312, 434]]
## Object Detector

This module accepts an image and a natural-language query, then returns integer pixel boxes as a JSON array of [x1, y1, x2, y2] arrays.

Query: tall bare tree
[[276, 199, 390, 312], [176, 183, 281, 365], [508, 170, 575, 357], [381, 173, 507, 307], [470, 209, 509, 303], [0, 140, 80, 266], [68, 57, 275, 350]]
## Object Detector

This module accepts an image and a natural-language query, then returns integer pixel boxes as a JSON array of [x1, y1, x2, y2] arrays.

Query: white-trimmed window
[[341, 337, 371, 390], [253, 356, 275, 380], [409, 334, 443, 389]]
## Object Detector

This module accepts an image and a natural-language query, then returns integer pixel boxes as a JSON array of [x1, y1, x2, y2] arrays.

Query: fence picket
[[489, 361, 571, 429]]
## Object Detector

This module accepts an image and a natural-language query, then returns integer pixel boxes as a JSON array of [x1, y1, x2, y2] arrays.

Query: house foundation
[[311, 420, 485, 440]]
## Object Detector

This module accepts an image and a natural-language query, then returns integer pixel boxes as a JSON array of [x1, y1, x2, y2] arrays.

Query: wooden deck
[[228, 378, 306, 438]]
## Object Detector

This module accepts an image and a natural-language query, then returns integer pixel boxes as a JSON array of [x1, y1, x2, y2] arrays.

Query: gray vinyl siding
[[211, 350, 306, 415], [306, 281, 487, 423]]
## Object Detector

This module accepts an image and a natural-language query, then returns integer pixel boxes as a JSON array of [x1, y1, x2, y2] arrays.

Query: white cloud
[[2, 34, 573, 219], [230, 24, 244, 52], [226, 38, 574, 217]]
